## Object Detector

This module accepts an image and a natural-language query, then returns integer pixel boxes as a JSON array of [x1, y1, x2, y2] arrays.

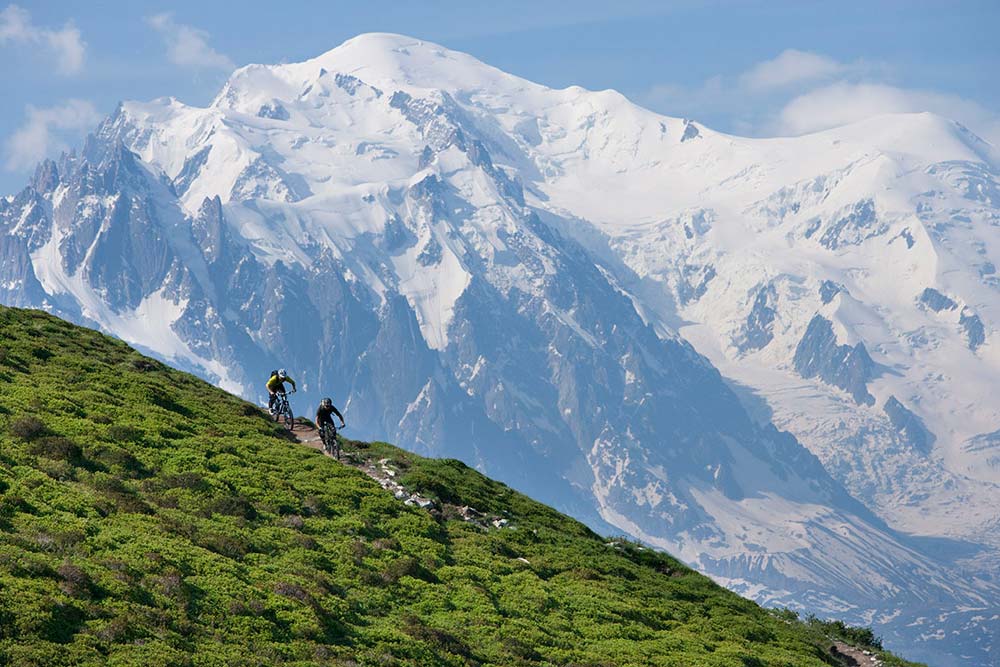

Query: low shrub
[[28, 436, 83, 463], [105, 425, 143, 443], [203, 495, 258, 520], [159, 472, 209, 491], [240, 403, 263, 417], [380, 556, 425, 584], [9, 416, 46, 441], [57, 562, 94, 598], [807, 615, 883, 651], [87, 446, 146, 476], [197, 532, 248, 560], [130, 357, 160, 372]]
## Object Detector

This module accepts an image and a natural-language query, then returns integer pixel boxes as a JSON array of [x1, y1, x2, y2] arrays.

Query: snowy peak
[[61, 33, 1000, 217], [302, 33, 514, 91], [211, 32, 531, 117], [813, 111, 998, 166]]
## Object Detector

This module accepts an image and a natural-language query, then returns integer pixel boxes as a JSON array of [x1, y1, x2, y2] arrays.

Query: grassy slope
[[0, 306, 922, 667]]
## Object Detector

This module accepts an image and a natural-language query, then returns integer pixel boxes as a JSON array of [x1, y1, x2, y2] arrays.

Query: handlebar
[[318, 422, 345, 430]]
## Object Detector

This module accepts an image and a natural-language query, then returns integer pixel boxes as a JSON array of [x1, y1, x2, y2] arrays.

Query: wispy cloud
[[0, 4, 85, 74], [639, 49, 999, 146], [640, 49, 860, 123], [4, 100, 100, 172], [739, 49, 850, 92], [146, 13, 234, 71], [776, 82, 1000, 146]]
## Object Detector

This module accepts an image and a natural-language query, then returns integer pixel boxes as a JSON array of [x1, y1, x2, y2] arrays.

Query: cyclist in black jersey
[[316, 397, 345, 432]]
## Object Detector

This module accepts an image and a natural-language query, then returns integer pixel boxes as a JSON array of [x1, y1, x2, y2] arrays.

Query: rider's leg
[[268, 391, 276, 411]]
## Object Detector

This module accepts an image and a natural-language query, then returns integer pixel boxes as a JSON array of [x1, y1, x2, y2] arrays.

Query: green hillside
[[0, 306, 921, 667]]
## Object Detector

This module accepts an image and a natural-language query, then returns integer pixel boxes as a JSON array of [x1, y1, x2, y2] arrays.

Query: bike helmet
[[277, 369, 287, 379], [321, 397, 333, 408]]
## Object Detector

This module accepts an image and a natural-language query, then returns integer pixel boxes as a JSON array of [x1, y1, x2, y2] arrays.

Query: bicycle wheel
[[284, 405, 294, 431]]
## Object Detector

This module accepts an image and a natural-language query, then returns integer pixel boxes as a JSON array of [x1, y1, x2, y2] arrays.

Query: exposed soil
[[830, 641, 884, 667], [292, 422, 510, 528]]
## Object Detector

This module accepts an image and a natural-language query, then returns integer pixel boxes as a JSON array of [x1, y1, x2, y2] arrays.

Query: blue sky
[[2, 0, 998, 194]]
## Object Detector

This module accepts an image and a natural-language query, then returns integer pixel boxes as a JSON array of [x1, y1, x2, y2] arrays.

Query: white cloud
[[0, 4, 85, 74], [776, 82, 1000, 146], [639, 50, 864, 122], [4, 100, 101, 172], [739, 49, 848, 91], [146, 13, 234, 71], [638, 49, 999, 148]]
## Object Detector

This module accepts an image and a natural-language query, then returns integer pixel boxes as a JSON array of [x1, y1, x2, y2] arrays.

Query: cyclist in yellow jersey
[[266, 369, 297, 413]]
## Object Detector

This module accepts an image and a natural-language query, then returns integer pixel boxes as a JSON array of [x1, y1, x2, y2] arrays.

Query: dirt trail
[[288, 421, 512, 527], [829, 641, 884, 667], [292, 421, 324, 451], [290, 421, 437, 509]]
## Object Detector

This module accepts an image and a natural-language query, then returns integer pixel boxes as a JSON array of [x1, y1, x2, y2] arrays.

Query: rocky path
[[291, 422, 508, 527], [291, 421, 326, 452], [830, 641, 885, 667]]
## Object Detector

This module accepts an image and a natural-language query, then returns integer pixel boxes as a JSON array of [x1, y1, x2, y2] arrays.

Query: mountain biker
[[315, 397, 345, 434], [266, 369, 297, 413]]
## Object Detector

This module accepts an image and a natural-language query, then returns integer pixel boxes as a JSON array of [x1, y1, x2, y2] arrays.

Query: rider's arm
[[287, 377, 297, 391], [331, 405, 345, 424]]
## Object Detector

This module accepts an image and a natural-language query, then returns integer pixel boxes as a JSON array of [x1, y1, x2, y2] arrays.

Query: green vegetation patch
[[0, 306, 922, 666]]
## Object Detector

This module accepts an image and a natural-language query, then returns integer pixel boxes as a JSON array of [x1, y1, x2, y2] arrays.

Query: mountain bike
[[319, 422, 342, 459], [271, 390, 295, 431]]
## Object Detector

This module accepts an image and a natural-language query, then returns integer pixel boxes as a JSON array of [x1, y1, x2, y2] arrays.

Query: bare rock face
[[793, 315, 878, 406], [737, 284, 778, 353], [883, 396, 936, 453]]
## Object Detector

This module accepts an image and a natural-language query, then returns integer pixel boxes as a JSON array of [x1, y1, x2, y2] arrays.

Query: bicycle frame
[[272, 391, 294, 430], [319, 422, 341, 459]]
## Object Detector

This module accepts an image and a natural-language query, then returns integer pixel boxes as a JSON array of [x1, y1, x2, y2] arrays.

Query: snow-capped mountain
[[557, 111, 1000, 543], [3, 34, 998, 665]]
